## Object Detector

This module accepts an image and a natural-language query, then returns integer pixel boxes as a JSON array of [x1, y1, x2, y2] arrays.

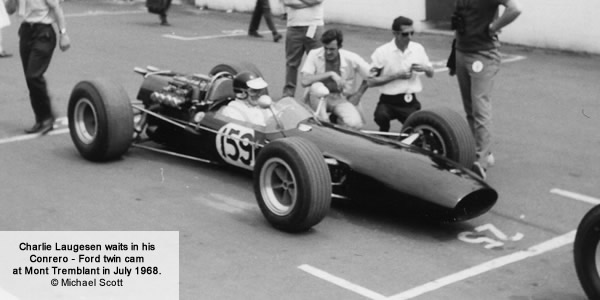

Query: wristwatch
[[59, 28, 67, 35]]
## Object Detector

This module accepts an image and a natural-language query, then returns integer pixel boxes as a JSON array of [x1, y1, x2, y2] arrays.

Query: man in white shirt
[[368, 16, 433, 132], [300, 28, 370, 129], [281, 0, 324, 98]]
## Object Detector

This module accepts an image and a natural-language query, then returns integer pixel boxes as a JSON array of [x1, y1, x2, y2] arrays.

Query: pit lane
[[1, 1, 599, 299]]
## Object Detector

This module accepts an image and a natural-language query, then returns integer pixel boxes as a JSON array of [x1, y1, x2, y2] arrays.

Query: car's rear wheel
[[254, 137, 331, 232], [68, 79, 134, 161], [401, 107, 475, 168], [575, 204, 600, 300]]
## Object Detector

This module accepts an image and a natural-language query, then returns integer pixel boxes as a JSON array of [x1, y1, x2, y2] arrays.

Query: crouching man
[[300, 28, 370, 129]]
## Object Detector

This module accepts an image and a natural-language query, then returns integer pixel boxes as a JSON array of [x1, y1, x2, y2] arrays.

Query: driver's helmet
[[233, 71, 268, 105]]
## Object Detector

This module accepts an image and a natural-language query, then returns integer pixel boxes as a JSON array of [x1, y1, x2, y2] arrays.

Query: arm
[[367, 68, 412, 87], [282, 0, 309, 9], [410, 64, 434, 78], [489, 0, 522, 34], [346, 80, 368, 105], [346, 55, 370, 105], [47, 0, 70, 51], [299, 0, 323, 6]]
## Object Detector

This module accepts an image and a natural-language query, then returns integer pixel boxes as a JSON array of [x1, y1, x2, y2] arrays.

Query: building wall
[[194, 0, 600, 54]]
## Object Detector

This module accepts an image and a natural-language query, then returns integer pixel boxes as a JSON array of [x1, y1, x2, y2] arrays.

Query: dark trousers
[[283, 26, 322, 97], [374, 93, 421, 132], [248, 0, 277, 34], [19, 23, 56, 123], [159, 0, 172, 22]]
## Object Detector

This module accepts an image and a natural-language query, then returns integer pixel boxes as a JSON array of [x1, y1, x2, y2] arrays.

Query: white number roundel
[[216, 123, 256, 170]]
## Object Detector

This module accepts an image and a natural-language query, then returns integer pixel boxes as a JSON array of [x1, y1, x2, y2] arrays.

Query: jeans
[[283, 26, 322, 97], [19, 23, 56, 123], [455, 49, 500, 167]]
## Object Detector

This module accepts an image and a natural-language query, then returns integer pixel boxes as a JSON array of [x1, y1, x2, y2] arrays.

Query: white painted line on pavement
[[163, 29, 287, 41], [66, 10, 146, 18], [386, 230, 576, 300], [298, 264, 387, 300], [551, 188, 600, 205], [0, 117, 69, 145]]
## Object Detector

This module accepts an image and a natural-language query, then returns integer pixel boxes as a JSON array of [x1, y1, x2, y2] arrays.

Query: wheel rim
[[409, 125, 447, 156], [259, 158, 297, 216], [73, 98, 98, 144]]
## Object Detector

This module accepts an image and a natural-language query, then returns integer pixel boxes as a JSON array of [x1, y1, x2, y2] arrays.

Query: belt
[[21, 22, 53, 28]]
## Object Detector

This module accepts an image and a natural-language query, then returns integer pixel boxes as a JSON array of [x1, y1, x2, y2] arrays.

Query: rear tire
[[68, 79, 134, 161], [254, 137, 331, 232], [575, 204, 600, 300], [401, 107, 476, 168]]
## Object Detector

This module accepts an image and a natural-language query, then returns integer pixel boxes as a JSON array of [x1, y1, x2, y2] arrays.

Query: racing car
[[67, 62, 498, 232]]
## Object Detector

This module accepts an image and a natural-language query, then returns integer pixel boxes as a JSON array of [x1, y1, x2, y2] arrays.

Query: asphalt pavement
[[1, 1, 599, 299]]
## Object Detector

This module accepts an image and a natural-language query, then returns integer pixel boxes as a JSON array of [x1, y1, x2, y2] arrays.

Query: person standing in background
[[281, 0, 324, 98], [15, 0, 71, 134], [452, 0, 522, 179], [0, 0, 13, 57], [248, 0, 283, 42]]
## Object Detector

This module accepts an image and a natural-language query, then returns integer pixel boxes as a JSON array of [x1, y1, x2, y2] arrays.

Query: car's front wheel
[[254, 137, 332, 232], [575, 204, 600, 300], [401, 107, 476, 168], [68, 79, 134, 161]]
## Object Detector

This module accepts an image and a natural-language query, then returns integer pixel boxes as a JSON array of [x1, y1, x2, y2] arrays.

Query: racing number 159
[[217, 124, 255, 170]]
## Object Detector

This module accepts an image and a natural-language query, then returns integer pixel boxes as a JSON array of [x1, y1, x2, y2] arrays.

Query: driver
[[220, 71, 273, 127]]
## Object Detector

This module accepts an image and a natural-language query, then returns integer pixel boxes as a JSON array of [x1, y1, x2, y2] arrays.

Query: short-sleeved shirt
[[301, 48, 370, 96], [455, 0, 504, 51], [284, 0, 324, 27], [21, 0, 56, 24], [370, 40, 432, 95]]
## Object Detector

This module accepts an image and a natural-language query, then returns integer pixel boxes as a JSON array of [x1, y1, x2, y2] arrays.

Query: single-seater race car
[[67, 62, 498, 232]]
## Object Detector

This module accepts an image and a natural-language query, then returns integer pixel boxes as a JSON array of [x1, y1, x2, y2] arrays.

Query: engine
[[138, 73, 213, 148], [149, 74, 210, 109]]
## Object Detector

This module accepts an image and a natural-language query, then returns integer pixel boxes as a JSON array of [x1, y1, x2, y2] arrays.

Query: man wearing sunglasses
[[368, 16, 434, 133]]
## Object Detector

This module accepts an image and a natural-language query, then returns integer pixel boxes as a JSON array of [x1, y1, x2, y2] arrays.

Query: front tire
[[575, 204, 600, 300], [401, 107, 476, 168], [68, 79, 134, 161], [254, 137, 332, 232]]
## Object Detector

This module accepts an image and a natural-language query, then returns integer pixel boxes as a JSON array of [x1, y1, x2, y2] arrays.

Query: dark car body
[[68, 63, 498, 232]]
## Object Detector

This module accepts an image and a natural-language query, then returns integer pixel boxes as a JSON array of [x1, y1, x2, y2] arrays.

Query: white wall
[[194, 0, 600, 54]]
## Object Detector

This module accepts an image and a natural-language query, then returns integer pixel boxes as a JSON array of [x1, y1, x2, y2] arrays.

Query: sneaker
[[471, 162, 487, 180], [273, 33, 282, 42]]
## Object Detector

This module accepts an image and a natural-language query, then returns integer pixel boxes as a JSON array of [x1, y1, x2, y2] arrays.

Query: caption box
[[0, 231, 178, 300]]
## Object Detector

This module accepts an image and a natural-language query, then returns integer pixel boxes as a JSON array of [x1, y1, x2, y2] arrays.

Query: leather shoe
[[248, 31, 263, 38], [273, 33, 282, 42], [25, 118, 55, 135]]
